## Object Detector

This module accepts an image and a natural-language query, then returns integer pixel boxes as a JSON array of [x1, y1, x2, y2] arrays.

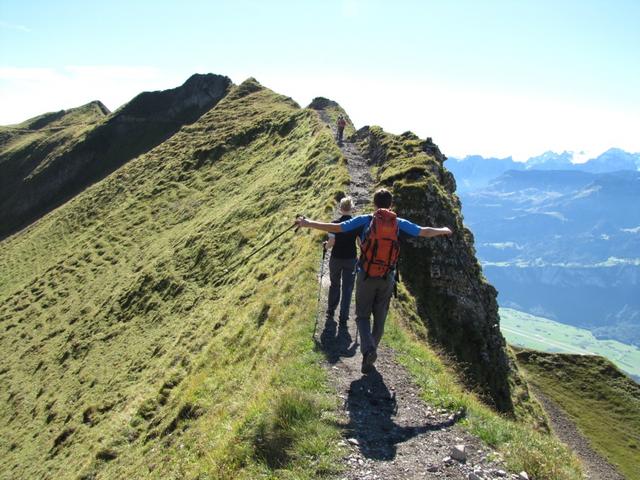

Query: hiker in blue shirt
[[296, 188, 452, 374]]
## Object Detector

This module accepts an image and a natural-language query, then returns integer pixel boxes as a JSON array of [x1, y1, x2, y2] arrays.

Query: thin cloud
[[65, 65, 164, 81], [0, 20, 31, 33], [0, 67, 58, 81]]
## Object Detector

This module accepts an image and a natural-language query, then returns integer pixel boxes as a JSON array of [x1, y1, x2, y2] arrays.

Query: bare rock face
[[353, 125, 514, 412], [0, 74, 232, 240]]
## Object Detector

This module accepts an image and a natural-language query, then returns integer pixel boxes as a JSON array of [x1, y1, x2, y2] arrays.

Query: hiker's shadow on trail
[[319, 319, 358, 364], [346, 369, 457, 461]]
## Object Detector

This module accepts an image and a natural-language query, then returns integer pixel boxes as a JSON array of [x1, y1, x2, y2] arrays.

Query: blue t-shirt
[[339, 214, 421, 239]]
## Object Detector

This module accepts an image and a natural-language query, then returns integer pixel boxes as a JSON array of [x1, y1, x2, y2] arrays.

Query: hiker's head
[[373, 188, 393, 209], [339, 196, 353, 214]]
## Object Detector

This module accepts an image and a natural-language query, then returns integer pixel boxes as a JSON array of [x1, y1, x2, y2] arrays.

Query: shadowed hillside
[[0, 73, 232, 240]]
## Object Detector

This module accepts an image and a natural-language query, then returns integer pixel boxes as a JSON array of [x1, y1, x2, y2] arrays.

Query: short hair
[[339, 196, 353, 212], [373, 188, 393, 209]]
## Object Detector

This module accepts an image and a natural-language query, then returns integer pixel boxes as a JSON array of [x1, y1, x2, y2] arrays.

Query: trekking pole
[[222, 219, 301, 275], [312, 242, 328, 343]]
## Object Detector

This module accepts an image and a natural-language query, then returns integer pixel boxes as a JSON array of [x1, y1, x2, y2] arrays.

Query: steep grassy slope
[[516, 349, 640, 479], [0, 79, 349, 479], [0, 74, 231, 240], [0, 100, 109, 203]]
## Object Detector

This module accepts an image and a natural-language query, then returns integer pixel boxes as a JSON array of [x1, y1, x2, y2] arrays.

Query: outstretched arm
[[419, 226, 452, 238], [295, 216, 342, 233]]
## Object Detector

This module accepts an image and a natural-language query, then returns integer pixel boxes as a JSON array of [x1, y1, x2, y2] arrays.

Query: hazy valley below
[[450, 151, 640, 351]]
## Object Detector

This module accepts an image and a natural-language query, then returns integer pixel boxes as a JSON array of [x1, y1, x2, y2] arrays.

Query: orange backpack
[[360, 209, 400, 278]]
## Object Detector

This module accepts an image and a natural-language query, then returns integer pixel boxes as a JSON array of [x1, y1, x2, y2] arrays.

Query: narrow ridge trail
[[532, 388, 624, 480], [313, 115, 512, 480]]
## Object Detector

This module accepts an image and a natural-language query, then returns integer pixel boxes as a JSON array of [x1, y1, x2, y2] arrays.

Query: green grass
[[382, 289, 584, 479], [501, 308, 640, 381], [515, 349, 640, 480], [0, 77, 614, 480], [0, 79, 349, 479], [0, 101, 107, 164]]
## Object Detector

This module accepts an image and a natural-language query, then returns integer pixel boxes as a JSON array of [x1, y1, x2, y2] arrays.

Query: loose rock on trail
[[313, 113, 518, 480]]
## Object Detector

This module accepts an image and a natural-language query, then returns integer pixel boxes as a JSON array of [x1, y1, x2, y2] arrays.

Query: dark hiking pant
[[327, 257, 357, 321], [337, 127, 344, 142], [355, 270, 395, 355]]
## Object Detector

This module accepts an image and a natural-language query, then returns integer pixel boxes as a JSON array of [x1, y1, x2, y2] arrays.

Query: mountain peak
[[112, 73, 232, 120], [306, 97, 354, 134], [85, 100, 110, 116], [308, 97, 340, 110], [11, 100, 109, 130], [226, 77, 265, 100], [526, 150, 574, 170]]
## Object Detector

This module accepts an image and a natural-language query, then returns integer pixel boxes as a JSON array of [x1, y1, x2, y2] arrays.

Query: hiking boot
[[361, 349, 377, 374]]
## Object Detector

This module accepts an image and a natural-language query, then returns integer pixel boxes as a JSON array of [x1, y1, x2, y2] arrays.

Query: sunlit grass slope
[[515, 349, 640, 480], [0, 79, 349, 479]]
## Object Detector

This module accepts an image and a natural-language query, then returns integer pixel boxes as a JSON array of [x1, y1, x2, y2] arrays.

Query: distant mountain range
[[453, 151, 640, 347], [448, 148, 640, 192]]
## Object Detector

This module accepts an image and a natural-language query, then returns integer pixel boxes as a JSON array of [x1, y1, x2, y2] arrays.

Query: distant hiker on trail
[[296, 188, 453, 374], [325, 196, 358, 326], [336, 115, 347, 143]]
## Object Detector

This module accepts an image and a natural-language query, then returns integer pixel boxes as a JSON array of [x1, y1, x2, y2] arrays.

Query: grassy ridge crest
[[0, 79, 349, 479]]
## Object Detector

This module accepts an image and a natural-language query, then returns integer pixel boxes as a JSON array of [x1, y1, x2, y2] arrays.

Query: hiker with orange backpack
[[296, 188, 452, 373]]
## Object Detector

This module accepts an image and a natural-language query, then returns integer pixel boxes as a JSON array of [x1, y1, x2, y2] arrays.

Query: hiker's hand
[[295, 216, 309, 228], [442, 227, 453, 236]]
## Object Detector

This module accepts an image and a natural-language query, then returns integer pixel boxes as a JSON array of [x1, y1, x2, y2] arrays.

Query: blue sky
[[1, 0, 639, 159]]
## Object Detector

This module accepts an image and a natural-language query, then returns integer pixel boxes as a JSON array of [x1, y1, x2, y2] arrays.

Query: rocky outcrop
[[110, 73, 230, 122], [0, 74, 232, 239], [354, 126, 513, 412], [308, 97, 341, 110]]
